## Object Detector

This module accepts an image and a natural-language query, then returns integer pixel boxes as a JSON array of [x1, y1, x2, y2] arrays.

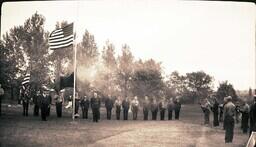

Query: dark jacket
[[91, 97, 101, 109], [105, 97, 114, 109], [81, 98, 90, 109], [122, 99, 130, 110]]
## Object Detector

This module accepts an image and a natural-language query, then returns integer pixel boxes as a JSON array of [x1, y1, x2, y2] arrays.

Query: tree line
[[0, 12, 242, 103]]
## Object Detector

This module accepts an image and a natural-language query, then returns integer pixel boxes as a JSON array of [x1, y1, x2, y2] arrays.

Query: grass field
[[0, 103, 250, 147]]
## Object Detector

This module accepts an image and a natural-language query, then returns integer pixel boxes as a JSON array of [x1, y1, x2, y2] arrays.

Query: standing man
[[211, 98, 219, 126], [74, 92, 80, 118], [22, 88, 30, 116], [174, 98, 181, 120], [200, 98, 211, 125], [105, 94, 114, 120], [167, 98, 174, 120], [249, 95, 256, 135], [55, 90, 64, 118], [114, 96, 122, 120], [33, 90, 40, 116], [46, 90, 52, 117], [240, 100, 249, 134], [80, 95, 90, 119], [223, 96, 235, 143], [131, 96, 139, 120], [235, 102, 241, 124], [91, 92, 101, 122], [40, 90, 50, 121], [159, 98, 167, 120], [151, 98, 158, 120], [0, 84, 4, 116], [143, 96, 150, 120], [122, 97, 130, 120]]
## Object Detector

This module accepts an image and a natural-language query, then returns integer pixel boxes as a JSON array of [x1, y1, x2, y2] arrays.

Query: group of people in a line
[[200, 95, 256, 143], [20, 88, 182, 123]]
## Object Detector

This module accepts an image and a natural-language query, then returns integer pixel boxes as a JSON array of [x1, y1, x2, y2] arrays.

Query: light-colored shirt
[[224, 101, 235, 118]]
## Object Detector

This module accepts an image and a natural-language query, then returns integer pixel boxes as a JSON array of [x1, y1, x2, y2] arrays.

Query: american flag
[[49, 23, 74, 50], [22, 73, 30, 90]]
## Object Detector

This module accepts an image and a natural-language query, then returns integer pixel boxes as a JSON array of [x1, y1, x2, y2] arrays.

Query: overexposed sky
[[1, 0, 255, 90]]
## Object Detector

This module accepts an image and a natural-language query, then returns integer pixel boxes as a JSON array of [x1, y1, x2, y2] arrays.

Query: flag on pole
[[49, 23, 74, 50], [22, 73, 30, 90]]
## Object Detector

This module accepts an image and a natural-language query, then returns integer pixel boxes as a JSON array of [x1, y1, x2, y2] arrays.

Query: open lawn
[[0, 103, 250, 147]]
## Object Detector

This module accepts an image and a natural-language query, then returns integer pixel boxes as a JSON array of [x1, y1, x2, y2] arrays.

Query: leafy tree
[[97, 41, 118, 95], [22, 12, 49, 91], [216, 81, 238, 103], [186, 71, 213, 103], [117, 44, 134, 97], [131, 59, 165, 100], [77, 29, 99, 66]]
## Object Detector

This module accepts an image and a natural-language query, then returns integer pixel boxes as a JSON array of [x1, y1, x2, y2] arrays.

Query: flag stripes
[[22, 73, 30, 90], [49, 23, 74, 50]]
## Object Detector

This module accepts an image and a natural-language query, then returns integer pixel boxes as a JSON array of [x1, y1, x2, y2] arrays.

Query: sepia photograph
[[0, 0, 256, 146]]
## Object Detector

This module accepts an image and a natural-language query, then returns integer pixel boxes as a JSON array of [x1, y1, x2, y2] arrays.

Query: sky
[[1, 0, 255, 90]]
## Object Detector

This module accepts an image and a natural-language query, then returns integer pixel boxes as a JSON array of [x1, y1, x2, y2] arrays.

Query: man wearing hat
[[91, 92, 101, 122], [240, 100, 250, 133], [249, 95, 256, 135], [40, 89, 50, 121], [223, 96, 235, 143], [0, 84, 4, 116]]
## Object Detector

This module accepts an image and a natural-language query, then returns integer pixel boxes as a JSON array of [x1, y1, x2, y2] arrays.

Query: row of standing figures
[[200, 96, 256, 143], [20, 89, 182, 122]]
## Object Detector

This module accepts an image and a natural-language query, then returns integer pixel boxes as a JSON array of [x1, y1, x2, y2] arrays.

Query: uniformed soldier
[[91, 92, 101, 122], [105, 94, 114, 120], [74, 92, 80, 118], [122, 97, 130, 120], [159, 98, 167, 120], [40, 90, 50, 121], [211, 98, 219, 126], [240, 100, 249, 133], [131, 96, 139, 120], [200, 98, 211, 125], [143, 96, 150, 120], [22, 88, 30, 116], [151, 98, 158, 120], [223, 96, 235, 143], [167, 98, 174, 120], [80, 95, 90, 119], [249, 95, 256, 135], [33, 90, 40, 116], [55, 90, 64, 118], [114, 96, 122, 120]]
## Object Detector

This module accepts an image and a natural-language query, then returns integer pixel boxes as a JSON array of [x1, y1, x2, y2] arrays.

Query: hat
[[225, 96, 232, 101]]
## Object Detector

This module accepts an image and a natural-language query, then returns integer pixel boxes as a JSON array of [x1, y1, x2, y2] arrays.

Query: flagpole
[[72, 1, 79, 121]]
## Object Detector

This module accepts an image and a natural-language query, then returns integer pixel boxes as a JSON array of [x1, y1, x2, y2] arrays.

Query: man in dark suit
[[105, 94, 114, 120], [80, 95, 90, 119], [33, 90, 40, 116], [122, 97, 130, 120], [22, 88, 30, 116], [40, 90, 50, 121], [151, 98, 158, 120], [143, 96, 150, 120], [91, 92, 101, 122]]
